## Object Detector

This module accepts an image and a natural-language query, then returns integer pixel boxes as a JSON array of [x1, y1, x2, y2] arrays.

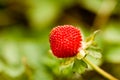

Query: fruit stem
[[82, 58, 118, 80]]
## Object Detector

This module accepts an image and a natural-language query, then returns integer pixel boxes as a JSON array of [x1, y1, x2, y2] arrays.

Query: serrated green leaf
[[59, 64, 73, 75], [58, 58, 75, 76], [87, 46, 102, 59], [59, 58, 74, 72], [72, 59, 87, 74], [89, 50, 102, 59]]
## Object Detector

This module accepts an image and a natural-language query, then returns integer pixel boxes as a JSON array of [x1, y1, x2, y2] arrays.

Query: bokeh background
[[0, 0, 120, 80]]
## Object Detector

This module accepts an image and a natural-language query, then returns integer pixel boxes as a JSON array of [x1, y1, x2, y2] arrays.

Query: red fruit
[[49, 25, 82, 58]]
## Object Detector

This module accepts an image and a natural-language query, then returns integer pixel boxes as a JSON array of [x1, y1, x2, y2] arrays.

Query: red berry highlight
[[49, 25, 82, 58]]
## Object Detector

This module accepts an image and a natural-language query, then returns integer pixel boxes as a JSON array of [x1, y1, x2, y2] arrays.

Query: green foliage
[[0, 0, 120, 80], [72, 59, 87, 74], [59, 58, 87, 74], [87, 46, 102, 59], [58, 58, 75, 77], [84, 30, 102, 59]]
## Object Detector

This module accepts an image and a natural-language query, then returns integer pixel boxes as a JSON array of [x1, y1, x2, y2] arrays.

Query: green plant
[[49, 25, 118, 80]]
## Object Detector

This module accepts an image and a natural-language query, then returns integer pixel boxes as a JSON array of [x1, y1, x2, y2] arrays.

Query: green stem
[[82, 58, 118, 80]]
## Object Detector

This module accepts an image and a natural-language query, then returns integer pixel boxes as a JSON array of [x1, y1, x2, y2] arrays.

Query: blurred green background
[[0, 0, 120, 80]]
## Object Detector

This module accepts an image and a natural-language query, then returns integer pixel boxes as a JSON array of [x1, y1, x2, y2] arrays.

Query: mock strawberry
[[49, 25, 82, 58]]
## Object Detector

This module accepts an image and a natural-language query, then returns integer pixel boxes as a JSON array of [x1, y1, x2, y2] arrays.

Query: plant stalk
[[82, 58, 118, 80]]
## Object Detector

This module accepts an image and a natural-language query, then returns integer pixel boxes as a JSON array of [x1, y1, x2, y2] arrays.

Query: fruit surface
[[49, 25, 82, 58]]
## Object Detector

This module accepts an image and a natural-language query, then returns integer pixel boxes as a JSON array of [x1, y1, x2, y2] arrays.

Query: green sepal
[[72, 59, 88, 74], [85, 30, 102, 59], [87, 45, 102, 59], [85, 30, 100, 49], [59, 58, 74, 74]]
